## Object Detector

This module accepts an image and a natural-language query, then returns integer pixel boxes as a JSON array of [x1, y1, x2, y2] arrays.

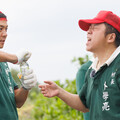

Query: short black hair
[[0, 12, 7, 19], [104, 22, 120, 47]]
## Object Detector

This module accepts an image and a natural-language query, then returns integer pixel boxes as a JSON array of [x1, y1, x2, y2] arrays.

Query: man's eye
[[0, 28, 2, 31]]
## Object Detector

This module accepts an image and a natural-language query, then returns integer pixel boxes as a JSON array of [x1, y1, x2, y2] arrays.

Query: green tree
[[32, 80, 84, 120], [72, 55, 89, 66]]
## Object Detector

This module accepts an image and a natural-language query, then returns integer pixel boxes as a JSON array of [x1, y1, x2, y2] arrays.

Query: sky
[[1, 0, 119, 83]]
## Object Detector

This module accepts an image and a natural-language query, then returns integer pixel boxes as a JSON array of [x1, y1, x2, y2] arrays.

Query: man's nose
[[87, 27, 92, 34], [2, 30, 7, 37]]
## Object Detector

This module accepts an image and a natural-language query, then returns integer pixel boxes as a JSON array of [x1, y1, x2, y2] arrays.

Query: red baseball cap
[[78, 10, 120, 32], [0, 11, 7, 21]]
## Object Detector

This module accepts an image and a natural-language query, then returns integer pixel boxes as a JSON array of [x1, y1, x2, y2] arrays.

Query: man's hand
[[39, 81, 60, 97], [21, 69, 37, 90], [16, 49, 31, 64]]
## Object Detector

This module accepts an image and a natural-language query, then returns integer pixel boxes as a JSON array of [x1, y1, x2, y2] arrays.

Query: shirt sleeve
[[76, 68, 87, 94], [76, 61, 92, 94], [79, 81, 88, 108], [13, 81, 19, 90]]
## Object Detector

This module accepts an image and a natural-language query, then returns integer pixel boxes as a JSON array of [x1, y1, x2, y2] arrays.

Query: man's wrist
[[6, 53, 18, 64], [22, 86, 30, 91], [57, 86, 62, 97]]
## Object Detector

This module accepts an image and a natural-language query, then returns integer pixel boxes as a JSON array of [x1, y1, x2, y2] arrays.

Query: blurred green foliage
[[11, 68, 21, 87], [72, 55, 89, 66], [31, 80, 84, 120]]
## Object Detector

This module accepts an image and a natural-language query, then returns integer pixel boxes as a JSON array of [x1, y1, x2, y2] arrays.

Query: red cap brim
[[78, 18, 104, 31]]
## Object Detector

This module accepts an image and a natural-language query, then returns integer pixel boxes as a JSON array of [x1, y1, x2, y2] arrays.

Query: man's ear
[[107, 33, 116, 43]]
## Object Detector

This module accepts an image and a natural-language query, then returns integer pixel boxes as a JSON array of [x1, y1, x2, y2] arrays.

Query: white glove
[[16, 49, 32, 64], [20, 69, 37, 90]]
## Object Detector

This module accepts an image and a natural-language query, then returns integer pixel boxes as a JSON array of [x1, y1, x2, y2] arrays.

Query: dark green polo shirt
[[0, 62, 18, 120], [76, 61, 92, 120], [79, 53, 120, 120]]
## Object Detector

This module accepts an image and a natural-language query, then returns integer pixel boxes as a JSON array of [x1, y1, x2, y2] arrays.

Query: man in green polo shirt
[[0, 11, 37, 120], [39, 10, 120, 120]]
